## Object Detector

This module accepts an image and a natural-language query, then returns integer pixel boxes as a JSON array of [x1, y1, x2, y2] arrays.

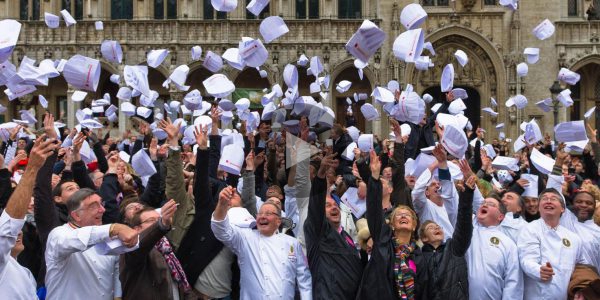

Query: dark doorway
[[422, 85, 481, 129], [333, 68, 371, 132]]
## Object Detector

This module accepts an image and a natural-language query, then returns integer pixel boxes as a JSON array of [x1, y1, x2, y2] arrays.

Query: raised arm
[[34, 115, 62, 248], [304, 153, 335, 250], [123, 200, 177, 267], [193, 125, 212, 211], [71, 132, 96, 190], [366, 150, 385, 244], [390, 119, 410, 208], [241, 151, 259, 217], [99, 154, 121, 224], [5, 136, 54, 266], [448, 173, 474, 257]]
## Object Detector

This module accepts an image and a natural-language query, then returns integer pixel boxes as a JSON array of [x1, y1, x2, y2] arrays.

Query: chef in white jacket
[[411, 144, 459, 241], [212, 186, 312, 300], [0, 136, 57, 299], [467, 194, 523, 300], [518, 188, 588, 300]]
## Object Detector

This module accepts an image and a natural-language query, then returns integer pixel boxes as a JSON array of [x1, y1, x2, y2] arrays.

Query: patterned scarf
[[155, 237, 191, 293], [392, 239, 416, 300]]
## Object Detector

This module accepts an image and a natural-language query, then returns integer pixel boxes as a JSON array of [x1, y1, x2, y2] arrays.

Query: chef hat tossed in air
[[454, 50, 468, 67], [532, 19, 555, 40], [441, 124, 468, 159], [260, 16, 289, 43], [441, 64, 454, 92], [345, 20, 386, 63], [63, 55, 101, 92], [400, 3, 428, 30], [147, 49, 169, 68], [393, 28, 424, 63], [558, 68, 580, 85], [516, 62, 528, 77], [203, 74, 235, 98], [360, 103, 380, 121], [523, 48, 540, 64], [101, 40, 123, 64], [506, 94, 528, 110]]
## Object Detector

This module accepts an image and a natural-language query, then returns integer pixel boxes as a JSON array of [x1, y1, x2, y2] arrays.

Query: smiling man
[[211, 186, 312, 299], [518, 188, 588, 300], [467, 195, 523, 299], [411, 144, 459, 241], [305, 153, 363, 299], [45, 188, 139, 300]]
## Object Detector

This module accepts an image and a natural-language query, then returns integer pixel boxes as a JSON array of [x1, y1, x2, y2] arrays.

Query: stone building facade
[[1, 0, 599, 142]]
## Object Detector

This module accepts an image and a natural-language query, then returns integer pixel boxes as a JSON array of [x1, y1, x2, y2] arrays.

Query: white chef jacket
[[500, 212, 527, 243], [518, 219, 587, 300], [560, 209, 600, 270], [0, 211, 37, 300], [412, 169, 458, 241], [211, 214, 312, 300], [45, 223, 122, 300], [467, 222, 523, 300]]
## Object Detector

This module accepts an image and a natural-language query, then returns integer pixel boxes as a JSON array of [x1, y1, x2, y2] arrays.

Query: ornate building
[[1, 0, 599, 140]]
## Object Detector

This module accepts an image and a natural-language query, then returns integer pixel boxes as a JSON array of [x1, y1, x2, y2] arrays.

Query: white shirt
[[518, 219, 587, 300], [560, 209, 600, 270], [0, 211, 37, 300], [412, 169, 458, 241], [45, 223, 122, 300], [467, 222, 523, 300], [211, 214, 312, 300], [499, 212, 527, 243]]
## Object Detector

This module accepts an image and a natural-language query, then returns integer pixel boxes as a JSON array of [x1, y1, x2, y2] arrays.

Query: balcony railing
[[17, 19, 379, 46], [555, 20, 600, 45]]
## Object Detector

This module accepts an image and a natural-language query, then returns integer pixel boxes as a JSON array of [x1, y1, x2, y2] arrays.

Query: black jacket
[[414, 187, 474, 300], [356, 176, 405, 300], [305, 176, 363, 300], [176, 149, 225, 283]]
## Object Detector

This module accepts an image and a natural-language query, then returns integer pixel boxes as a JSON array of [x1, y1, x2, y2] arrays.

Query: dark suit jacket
[[120, 222, 182, 300]]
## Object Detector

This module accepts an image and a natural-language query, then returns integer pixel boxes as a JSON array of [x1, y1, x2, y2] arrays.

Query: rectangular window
[[296, 0, 307, 19], [62, 0, 83, 20], [246, 0, 270, 19], [111, 0, 133, 20], [57, 96, 68, 120], [308, 0, 319, 19], [167, 0, 177, 19], [155, 0, 165, 19], [339, 0, 361, 19], [568, 0, 578, 17], [32, 0, 40, 20], [204, 0, 227, 19], [484, 0, 496, 5], [20, 0, 28, 20]]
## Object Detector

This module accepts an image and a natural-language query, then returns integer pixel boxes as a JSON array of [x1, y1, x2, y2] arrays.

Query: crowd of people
[[1, 87, 600, 300]]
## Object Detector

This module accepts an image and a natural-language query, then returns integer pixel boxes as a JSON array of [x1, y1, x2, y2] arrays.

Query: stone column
[[66, 87, 78, 129]]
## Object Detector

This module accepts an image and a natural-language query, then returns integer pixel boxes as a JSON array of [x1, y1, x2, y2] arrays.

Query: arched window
[[296, 0, 319, 19], [62, 0, 83, 20], [155, 0, 177, 19], [339, 0, 361, 19], [204, 0, 227, 19], [111, 0, 133, 20]]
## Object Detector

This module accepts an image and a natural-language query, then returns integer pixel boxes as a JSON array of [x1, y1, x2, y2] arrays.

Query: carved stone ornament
[[462, 0, 477, 12]]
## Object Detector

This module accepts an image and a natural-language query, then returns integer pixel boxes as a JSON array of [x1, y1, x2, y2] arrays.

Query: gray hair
[[66, 188, 98, 222]]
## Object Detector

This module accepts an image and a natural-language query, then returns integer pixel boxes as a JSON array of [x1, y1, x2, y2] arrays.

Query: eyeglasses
[[76, 201, 104, 212], [482, 201, 499, 208], [540, 196, 562, 203], [394, 213, 413, 219], [257, 212, 280, 217]]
